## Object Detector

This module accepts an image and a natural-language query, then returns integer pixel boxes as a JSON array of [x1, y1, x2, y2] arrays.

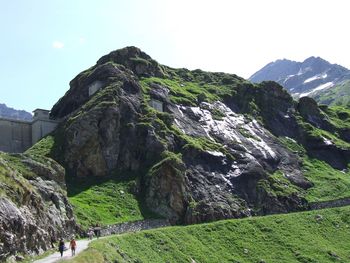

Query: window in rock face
[[149, 99, 163, 112]]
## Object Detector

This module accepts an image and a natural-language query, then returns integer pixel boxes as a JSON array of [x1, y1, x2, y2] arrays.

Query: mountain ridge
[[0, 103, 32, 121], [249, 56, 350, 105], [2, 46, 350, 260]]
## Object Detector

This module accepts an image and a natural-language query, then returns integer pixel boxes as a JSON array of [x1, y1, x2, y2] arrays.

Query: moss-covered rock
[[26, 46, 350, 228], [0, 152, 77, 261]]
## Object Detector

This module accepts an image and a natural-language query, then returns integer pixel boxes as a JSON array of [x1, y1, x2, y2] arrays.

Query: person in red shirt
[[69, 237, 77, 256]]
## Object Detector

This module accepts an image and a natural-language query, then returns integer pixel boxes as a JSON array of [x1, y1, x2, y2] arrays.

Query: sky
[[1, 0, 350, 112]]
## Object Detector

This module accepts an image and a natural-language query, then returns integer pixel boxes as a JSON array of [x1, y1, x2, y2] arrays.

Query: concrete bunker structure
[[0, 109, 59, 153], [149, 99, 164, 112]]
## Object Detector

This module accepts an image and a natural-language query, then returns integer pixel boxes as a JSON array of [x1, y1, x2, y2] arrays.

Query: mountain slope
[[3, 46, 350, 261], [0, 152, 77, 261], [249, 57, 350, 104], [68, 205, 350, 263], [313, 80, 350, 106], [0, 103, 32, 121], [27, 46, 350, 227]]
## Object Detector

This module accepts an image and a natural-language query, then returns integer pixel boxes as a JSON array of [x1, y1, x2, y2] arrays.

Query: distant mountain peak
[[0, 103, 32, 121], [249, 57, 350, 104]]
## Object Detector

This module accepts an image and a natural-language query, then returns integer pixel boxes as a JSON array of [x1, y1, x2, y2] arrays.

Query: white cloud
[[79, 37, 86, 44], [52, 41, 64, 49]]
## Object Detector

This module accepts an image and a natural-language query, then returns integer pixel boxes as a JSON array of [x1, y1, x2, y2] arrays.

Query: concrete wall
[[88, 81, 104, 96], [149, 99, 163, 112], [0, 110, 60, 153], [31, 119, 59, 145], [0, 118, 32, 153]]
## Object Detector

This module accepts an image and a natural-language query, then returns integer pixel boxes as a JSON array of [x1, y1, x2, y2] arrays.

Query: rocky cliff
[[40, 47, 350, 225], [3, 46, 350, 261], [0, 153, 77, 261]]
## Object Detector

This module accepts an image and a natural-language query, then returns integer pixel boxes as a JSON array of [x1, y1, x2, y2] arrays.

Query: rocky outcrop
[[42, 47, 320, 226], [4, 46, 350, 261], [50, 47, 165, 120], [0, 154, 77, 261], [26, 46, 350, 228]]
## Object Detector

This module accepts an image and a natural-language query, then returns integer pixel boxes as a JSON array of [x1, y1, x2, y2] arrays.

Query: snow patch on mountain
[[300, 82, 334, 97], [303, 73, 328, 84]]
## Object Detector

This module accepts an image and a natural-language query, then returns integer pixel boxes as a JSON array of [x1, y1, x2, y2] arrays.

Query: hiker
[[87, 229, 94, 240], [70, 237, 77, 256], [94, 224, 101, 239], [58, 238, 65, 257]]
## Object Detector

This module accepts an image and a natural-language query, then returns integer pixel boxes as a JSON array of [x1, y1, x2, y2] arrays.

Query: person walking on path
[[58, 238, 65, 258], [69, 237, 77, 256], [94, 224, 101, 239], [87, 229, 94, 240]]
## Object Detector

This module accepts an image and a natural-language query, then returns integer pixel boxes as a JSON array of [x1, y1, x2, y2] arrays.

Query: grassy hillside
[[64, 206, 350, 263], [26, 135, 159, 229], [278, 136, 350, 202], [66, 175, 158, 229], [314, 80, 350, 106], [25, 58, 350, 229]]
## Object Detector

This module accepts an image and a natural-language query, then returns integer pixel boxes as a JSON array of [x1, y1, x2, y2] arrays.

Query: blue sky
[[1, 0, 350, 112]]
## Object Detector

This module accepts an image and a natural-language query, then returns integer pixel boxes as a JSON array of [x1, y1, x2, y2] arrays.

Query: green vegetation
[[25, 127, 66, 164], [258, 170, 304, 198], [0, 153, 38, 206], [25, 135, 55, 157], [140, 76, 237, 106], [277, 137, 306, 155], [296, 115, 350, 150], [141, 77, 215, 106], [138, 95, 233, 160], [210, 108, 226, 120], [321, 105, 350, 129], [65, 83, 121, 128], [67, 175, 157, 230], [68, 205, 350, 263], [0, 152, 36, 180], [148, 151, 184, 178], [130, 56, 152, 66], [303, 157, 350, 202], [314, 80, 350, 106], [278, 136, 350, 202]]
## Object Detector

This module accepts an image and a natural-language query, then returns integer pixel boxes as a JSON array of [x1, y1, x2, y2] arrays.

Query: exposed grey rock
[[0, 154, 77, 261], [46, 47, 317, 226]]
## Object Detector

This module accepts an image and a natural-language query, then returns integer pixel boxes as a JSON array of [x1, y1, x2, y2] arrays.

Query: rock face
[[0, 153, 77, 260], [25, 47, 350, 228], [46, 46, 341, 226], [4, 46, 350, 261], [249, 57, 350, 103]]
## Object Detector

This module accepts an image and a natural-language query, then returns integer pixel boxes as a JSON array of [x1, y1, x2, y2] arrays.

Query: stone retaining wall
[[309, 197, 350, 210], [100, 219, 171, 236]]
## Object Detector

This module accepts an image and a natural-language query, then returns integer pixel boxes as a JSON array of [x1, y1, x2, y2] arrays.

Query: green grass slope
[[314, 80, 350, 106], [26, 135, 159, 230], [278, 137, 350, 203], [66, 176, 158, 229], [66, 206, 350, 263]]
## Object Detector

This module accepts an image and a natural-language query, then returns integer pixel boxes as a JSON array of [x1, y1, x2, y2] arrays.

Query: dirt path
[[34, 239, 91, 263], [33, 200, 350, 262], [33, 219, 170, 263]]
